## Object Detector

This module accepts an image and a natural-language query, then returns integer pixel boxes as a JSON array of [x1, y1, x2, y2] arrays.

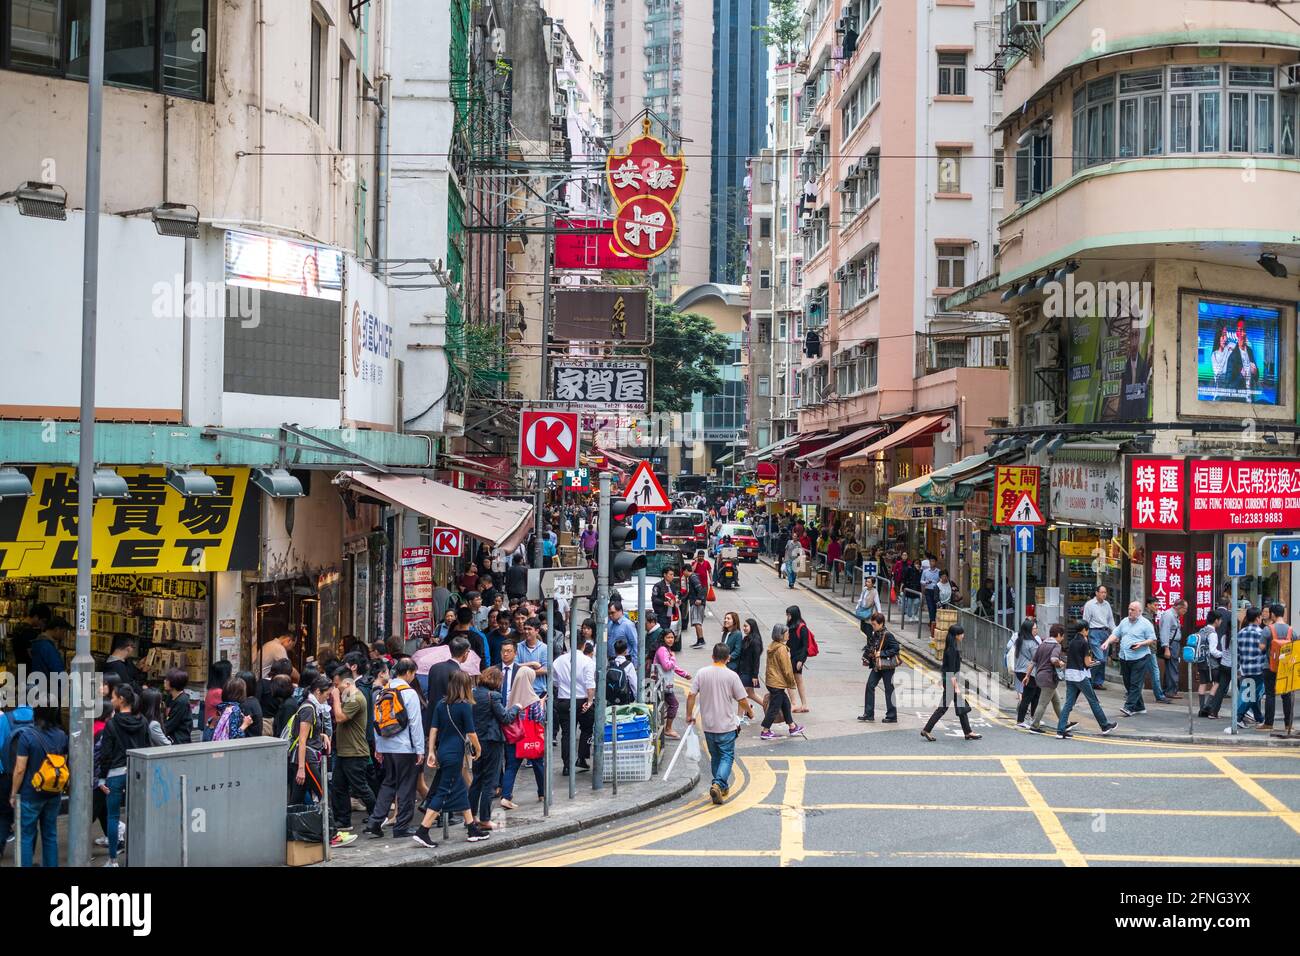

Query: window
[[1117, 69, 1162, 158], [779, 260, 788, 288], [937, 52, 966, 96], [842, 246, 878, 307], [936, 245, 966, 289], [777, 313, 788, 341], [993, 147, 1004, 188], [760, 217, 772, 239], [780, 95, 789, 122], [841, 58, 880, 135], [337, 55, 349, 150], [937, 147, 961, 193], [1072, 75, 1115, 170], [12, 0, 207, 97], [760, 269, 771, 289], [864, 149, 879, 199], [779, 205, 788, 231], [309, 14, 324, 124], [758, 375, 771, 397], [1014, 128, 1052, 203]]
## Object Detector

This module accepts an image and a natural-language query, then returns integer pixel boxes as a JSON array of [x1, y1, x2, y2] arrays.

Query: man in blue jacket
[[0, 706, 35, 860]]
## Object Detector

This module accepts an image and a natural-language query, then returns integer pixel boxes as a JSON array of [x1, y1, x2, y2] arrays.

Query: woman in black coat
[[858, 613, 899, 722], [737, 618, 765, 712], [468, 667, 516, 832], [921, 625, 982, 742], [785, 606, 811, 713]]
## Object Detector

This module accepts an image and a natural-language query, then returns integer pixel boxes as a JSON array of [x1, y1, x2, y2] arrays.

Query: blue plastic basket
[[603, 715, 651, 742]]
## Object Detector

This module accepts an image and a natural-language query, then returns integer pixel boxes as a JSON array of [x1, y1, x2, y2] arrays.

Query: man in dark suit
[[1118, 326, 1152, 421], [1224, 318, 1259, 400], [498, 638, 526, 703]]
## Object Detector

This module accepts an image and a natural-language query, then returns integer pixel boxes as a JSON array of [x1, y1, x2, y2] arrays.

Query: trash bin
[[815, 569, 831, 589]]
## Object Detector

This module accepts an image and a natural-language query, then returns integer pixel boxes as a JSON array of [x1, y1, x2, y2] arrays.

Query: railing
[[956, 608, 1015, 689]]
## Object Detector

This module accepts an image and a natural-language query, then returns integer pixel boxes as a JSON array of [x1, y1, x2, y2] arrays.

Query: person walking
[[1026, 624, 1073, 733], [552, 640, 597, 776], [1106, 601, 1159, 717], [858, 612, 899, 723], [1158, 599, 1187, 700], [363, 659, 424, 839], [736, 618, 765, 715], [8, 705, 67, 868], [412, 670, 486, 847], [721, 611, 743, 673], [785, 606, 813, 713], [1261, 604, 1294, 735], [686, 570, 708, 648], [1235, 606, 1268, 726], [467, 667, 511, 832], [920, 558, 941, 627], [1055, 622, 1118, 738], [653, 631, 691, 738], [920, 625, 982, 742], [1081, 585, 1117, 689], [902, 561, 923, 622], [99, 684, 153, 865], [499, 664, 546, 809], [856, 577, 882, 622], [1013, 618, 1042, 727], [329, 667, 374, 834], [686, 643, 755, 804], [759, 625, 802, 741], [783, 535, 801, 589], [1194, 610, 1224, 717]]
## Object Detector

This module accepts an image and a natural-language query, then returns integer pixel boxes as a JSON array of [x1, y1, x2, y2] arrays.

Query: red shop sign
[[1128, 457, 1185, 531], [1188, 459, 1300, 531], [1193, 552, 1214, 626], [1149, 550, 1185, 615]]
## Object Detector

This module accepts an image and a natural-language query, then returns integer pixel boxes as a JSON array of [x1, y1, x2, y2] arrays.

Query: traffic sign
[[862, 559, 879, 580], [1006, 491, 1045, 526], [430, 527, 463, 557], [631, 512, 657, 551], [1014, 525, 1035, 553], [994, 465, 1041, 526], [623, 461, 671, 512], [529, 566, 597, 601], [519, 410, 580, 469], [1269, 537, 1300, 563], [1227, 542, 1248, 578]]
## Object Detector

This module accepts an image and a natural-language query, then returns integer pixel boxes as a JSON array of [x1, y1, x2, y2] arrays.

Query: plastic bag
[[684, 726, 701, 763], [286, 803, 324, 843]]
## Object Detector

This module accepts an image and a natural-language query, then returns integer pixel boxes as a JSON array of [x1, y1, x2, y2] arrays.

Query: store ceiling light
[[0, 181, 68, 220], [92, 468, 131, 500], [1052, 259, 1080, 283], [0, 467, 33, 498], [251, 468, 305, 498], [1034, 273, 1052, 291], [166, 468, 219, 497], [1258, 253, 1288, 279], [1000, 287, 1017, 303], [116, 202, 201, 239]]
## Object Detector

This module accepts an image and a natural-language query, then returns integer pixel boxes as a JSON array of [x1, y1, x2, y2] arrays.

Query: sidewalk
[[760, 555, 1298, 748], [320, 751, 698, 868]]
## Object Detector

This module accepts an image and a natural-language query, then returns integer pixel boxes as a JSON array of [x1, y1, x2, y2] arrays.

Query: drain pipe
[[369, 79, 388, 274]]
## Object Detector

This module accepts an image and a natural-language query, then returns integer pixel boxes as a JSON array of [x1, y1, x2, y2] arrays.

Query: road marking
[[775, 751, 1290, 761], [804, 768, 1300, 779], [1207, 754, 1300, 837], [887, 850, 1300, 866], [1001, 757, 1087, 867], [778, 760, 807, 867], [754, 802, 1280, 819]]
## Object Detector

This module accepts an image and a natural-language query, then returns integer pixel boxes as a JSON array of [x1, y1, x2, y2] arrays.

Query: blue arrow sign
[[1227, 542, 1247, 578], [1014, 525, 1034, 553], [1269, 538, 1300, 563], [631, 512, 657, 551]]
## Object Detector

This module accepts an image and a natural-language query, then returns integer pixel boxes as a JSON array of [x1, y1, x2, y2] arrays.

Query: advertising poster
[[1195, 298, 1281, 405], [343, 256, 396, 429], [224, 229, 343, 301], [1067, 312, 1153, 423], [1049, 461, 1123, 527], [401, 547, 434, 643], [1188, 459, 1300, 531], [1193, 552, 1214, 627]]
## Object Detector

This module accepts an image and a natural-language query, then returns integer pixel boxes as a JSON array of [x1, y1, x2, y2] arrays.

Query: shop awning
[[958, 469, 994, 490], [840, 413, 948, 466], [714, 450, 735, 466], [1051, 441, 1124, 463], [593, 447, 643, 469], [753, 434, 801, 462], [886, 473, 947, 520], [922, 452, 999, 504], [795, 425, 886, 468], [339, 472, 535, 549]]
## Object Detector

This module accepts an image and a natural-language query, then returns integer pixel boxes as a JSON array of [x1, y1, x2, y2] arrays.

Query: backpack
[[372, 684, 411, 739], [210, 703, 244, 742], [19, 727, 69, 794], [280, 703, 319, 758], [605, 660, 635, 705], [0, 711, 30, 774], [802, 623, 819, 658], [1193, 627, 1212, 664], [543, 538, 557, 558]]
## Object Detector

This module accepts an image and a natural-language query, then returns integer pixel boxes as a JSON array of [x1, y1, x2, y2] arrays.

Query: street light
[[0, 467, 33, 498], [117, 202, 201, 239], [251, 468, 306, 498], [0, 181, 68, 220], [166, 468, 219, 497], [92, 468, 131, 499]]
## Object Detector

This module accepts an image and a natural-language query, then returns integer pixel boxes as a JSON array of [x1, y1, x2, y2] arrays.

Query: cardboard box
[[286, 839, 324, 867]]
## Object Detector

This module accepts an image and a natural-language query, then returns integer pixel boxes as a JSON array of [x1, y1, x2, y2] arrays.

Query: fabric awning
[[886, 473, 945, 520], [591, 447, 642, 469], [754, 433, 803, 462], [714, 450, 735, 466], [795, 425, 886, 468], [340, 472, 534, 549], [839, 412, 949, 466], [1051, 441, 1123, 463]]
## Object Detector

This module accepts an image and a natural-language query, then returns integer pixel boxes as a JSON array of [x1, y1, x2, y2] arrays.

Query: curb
[[330, 771, 701, 868], [762, 557, 1300, 749]]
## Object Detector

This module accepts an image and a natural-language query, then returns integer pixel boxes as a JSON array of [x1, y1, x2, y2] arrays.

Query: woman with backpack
[[100, 684, 153, 865], [785, 606, 813, 713], [1013, 618, 1043, 727], [204, 660, 232, 724], [412, 670, 485, 847], [209, 678, 255, 741], [500, 664, 546, 810], [920, 625, 982, 742], [1195, 610, 1224, 718], [235, 671, 265, 737], [9, 706, 68, 868], [856, 577, 882, 622], [467, 667, 513, 832]]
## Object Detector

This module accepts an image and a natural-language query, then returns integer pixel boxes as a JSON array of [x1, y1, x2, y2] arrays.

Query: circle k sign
[[519, 410, 580, 470], [431, 527, 463, 557]]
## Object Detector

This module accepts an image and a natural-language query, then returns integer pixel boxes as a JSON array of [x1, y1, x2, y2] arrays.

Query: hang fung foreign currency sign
[[606, 118, 686, 260]]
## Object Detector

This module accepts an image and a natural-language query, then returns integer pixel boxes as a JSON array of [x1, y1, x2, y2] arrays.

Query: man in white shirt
[[552, 640, 597, 775], [257, 631, 299, 681], [1081, 585, 1117, 689]]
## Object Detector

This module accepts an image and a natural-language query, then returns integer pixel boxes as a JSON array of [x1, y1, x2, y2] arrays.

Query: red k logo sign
[[431, 528, 462, 557], [519, 411, 580, 469]]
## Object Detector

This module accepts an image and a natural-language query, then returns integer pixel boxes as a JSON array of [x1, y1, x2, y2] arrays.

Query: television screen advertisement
[[1067, 311, 1153, 423], [1195, 298, 1281, 405]]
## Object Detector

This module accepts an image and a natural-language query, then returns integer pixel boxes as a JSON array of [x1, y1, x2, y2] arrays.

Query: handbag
[[876, 638, 900, 671], [514, 715, 544, 760]]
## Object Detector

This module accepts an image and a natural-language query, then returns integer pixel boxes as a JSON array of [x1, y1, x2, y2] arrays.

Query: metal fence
[[956, 608, 1015, 688]]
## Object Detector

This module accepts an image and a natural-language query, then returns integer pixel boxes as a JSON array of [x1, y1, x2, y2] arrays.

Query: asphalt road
[[479, 561, 1300, 867]]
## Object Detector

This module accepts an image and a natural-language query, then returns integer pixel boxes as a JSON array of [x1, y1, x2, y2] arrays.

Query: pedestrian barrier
[[956, 608, 1015, 688], [900, 587, 924, 640], [875, 574, 895, 622]]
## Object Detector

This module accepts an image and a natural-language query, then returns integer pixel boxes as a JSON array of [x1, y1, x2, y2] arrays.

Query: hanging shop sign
[[551, 288, 650, 344], [401, 547, 434, 643], [993, 465, 1041, 526], [799, 468, 838, 505], [554, 218, 649, 271], [887, 493, 945, 521], [1193, 552, 1214, 627], [839, 471, 873, 510], [0, 467, 259, 577], [1149, 551, 1185, 615], [550, 359, 650, 410], [605, 119, 685, 261], [1128, 457, 1185, 532], [1188, 459, 1300, 532], [1049, 461, 1123, 527]]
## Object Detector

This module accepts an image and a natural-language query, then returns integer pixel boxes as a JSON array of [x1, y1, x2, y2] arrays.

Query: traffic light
[[609, 498, 647, 585]]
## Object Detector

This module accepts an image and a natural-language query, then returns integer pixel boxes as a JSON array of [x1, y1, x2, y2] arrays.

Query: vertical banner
[[1193, 552, 1214, 626], [401, 547, 434, 642], [1150, 551, 1185, 614]]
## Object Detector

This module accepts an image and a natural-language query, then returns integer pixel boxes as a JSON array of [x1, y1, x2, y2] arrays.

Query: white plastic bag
[[684, 725, 701, 763]]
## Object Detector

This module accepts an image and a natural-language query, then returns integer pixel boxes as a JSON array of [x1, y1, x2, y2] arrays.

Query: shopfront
[[0, 466, 259, 684], [1047, 456, 1130, 627]]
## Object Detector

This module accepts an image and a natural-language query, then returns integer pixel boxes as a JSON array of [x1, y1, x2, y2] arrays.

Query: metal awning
[[753, 434, 801, 461], [795, 425, 886, 468], [338, 472, 534, 549], [923, 452, 1000, 503], [958, 469, 995, 489], [840, 413, 948, 466], [1051, 441, 1124, 463], [714, 451, 735, 466]]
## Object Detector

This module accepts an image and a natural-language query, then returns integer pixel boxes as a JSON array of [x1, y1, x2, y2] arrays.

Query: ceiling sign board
[[519, 410, 580, 470], [430, 527, 463, 557], [551, 288, 650, 344], [554, 218, 648, 271]]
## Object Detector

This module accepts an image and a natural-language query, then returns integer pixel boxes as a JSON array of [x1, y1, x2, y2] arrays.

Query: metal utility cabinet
[[126, 737, 288, 867]]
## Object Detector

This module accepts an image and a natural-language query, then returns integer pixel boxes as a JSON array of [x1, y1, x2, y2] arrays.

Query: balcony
[[915, 330, 1009, 379]]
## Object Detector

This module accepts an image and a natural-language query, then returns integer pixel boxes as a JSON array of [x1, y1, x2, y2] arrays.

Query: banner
[[551, 359, 650, 409], [1049, 461, 1123, 527], [1149, 551, 1185, 615], [401, 547, 434, 643], [551, 289, 650, 344], [1067, 312, 1153, 423], [1129, 457, 1184, 531], [343, 256, 396, 429], [0, 467, 259, 576], [1193, 552, 1214, 627]]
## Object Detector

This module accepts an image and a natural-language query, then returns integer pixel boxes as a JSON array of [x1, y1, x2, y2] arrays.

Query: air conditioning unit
[[1034, 333, 1060, 368], [1016, 404, 1035, 427], [1032, 400, 1057, 426], [1012, 0, 1045, 29], [836, 14, 857, 34]]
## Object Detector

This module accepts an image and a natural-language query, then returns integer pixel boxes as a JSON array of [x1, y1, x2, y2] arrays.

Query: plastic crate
[[603, 715, 651, 742], [601, 738, 654, 783]]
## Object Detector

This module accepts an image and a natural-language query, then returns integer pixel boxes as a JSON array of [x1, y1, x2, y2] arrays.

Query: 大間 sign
[[550, 359, 650, 410]]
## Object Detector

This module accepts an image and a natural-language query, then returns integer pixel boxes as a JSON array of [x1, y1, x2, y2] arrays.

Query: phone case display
[[0, 575, 209, 679], [1059, 539, 1121, 625]]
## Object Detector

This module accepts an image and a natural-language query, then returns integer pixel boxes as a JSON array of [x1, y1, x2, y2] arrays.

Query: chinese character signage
[[1194, 551, 1214, 626], [1150, 550, 1185, 614], [554, 218, 648, 271], [799, 468, 837, 505], [550, 359, 650, 410], [0, 467, 259, 576], [839, 471, 872, 510], [344, 256, 397, 429], [605, 119, 685, 261], [551, 289, 650, 344], [1049, 461, 1123, 527], [401, 547, 434, 643], [993, 465, 1041, 526], [1129, 457, 1185, 531], [1188, 459, 1300, 531]]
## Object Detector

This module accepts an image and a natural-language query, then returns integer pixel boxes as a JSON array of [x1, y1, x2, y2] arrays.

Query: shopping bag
[[514, 716, 544, 759], [707, 585, 717, 602]]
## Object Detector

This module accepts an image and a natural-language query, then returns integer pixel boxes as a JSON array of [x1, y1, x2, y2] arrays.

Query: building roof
[[673, 283, 750, 310]]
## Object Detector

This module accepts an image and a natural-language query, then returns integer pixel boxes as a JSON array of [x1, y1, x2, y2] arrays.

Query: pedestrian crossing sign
[[623, 461, 671, 512], [1006, 491, 1045, 526]]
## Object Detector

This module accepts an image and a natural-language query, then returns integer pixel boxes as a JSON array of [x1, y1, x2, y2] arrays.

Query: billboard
[[554, 218, 648, 271], [224, 229, 343, 301], [1067, 311, 1153, 423], [551, 288, 650, 344], [342, 257, 396, 429], [1188, 459, 1300, 531], [551, 359, 649, 410], [1195, 298, 1281, 405]]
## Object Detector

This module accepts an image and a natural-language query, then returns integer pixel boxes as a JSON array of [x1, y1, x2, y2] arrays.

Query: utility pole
[[593, 470, 611, 789], [69, 0, 106, 870]]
